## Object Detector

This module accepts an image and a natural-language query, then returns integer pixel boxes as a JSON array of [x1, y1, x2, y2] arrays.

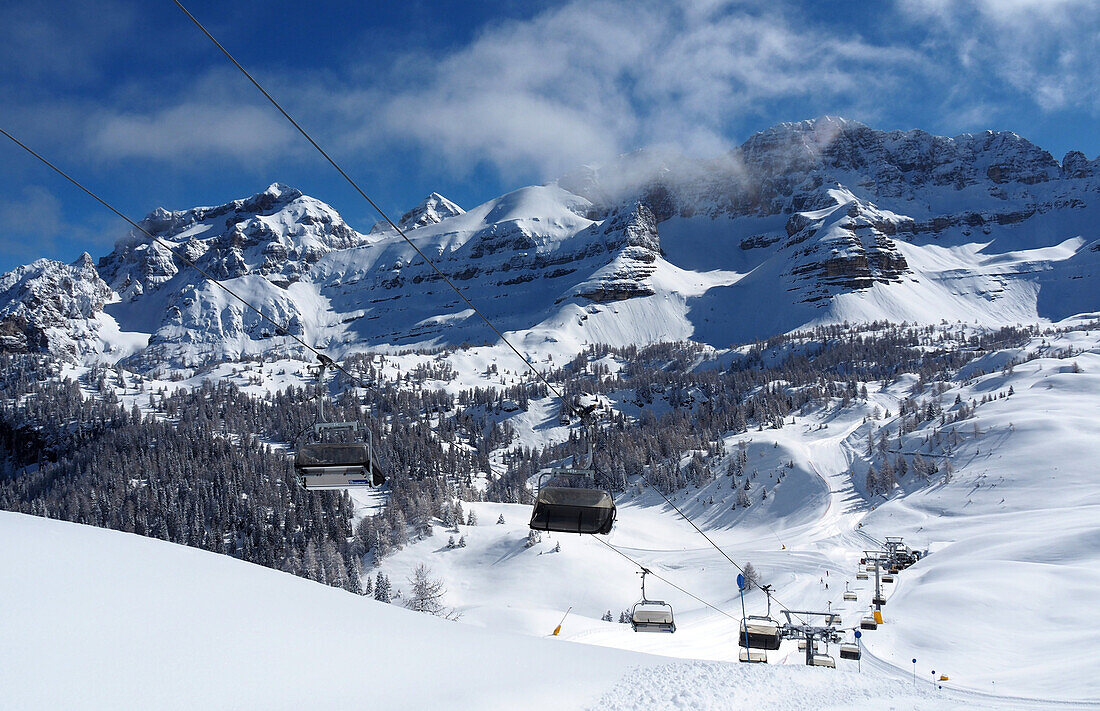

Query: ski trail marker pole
[[553, 607, 572, 636]]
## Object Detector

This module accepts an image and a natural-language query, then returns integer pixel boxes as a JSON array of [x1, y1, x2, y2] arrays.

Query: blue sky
[[1, 0, 1098, 274]]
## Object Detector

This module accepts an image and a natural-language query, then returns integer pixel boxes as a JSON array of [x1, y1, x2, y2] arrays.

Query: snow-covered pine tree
[[374, 572, 391, 602]]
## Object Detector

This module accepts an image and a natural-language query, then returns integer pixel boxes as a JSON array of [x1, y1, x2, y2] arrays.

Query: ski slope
[[363, 327, 1100, 708], [0, 510, 1019, 711]]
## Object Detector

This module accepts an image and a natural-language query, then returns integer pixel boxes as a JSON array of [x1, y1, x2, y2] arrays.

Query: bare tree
[[405, 563, 459, 620]]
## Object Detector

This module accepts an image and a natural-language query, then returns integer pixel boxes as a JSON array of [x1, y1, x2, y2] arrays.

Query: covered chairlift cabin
[[295, 422, 384, 490], [294, 357, 385, 491], [528, 472, 616, 534], [739, 617, 782, 650], [631, 569, 675, 633], [739, 648, 767, 663], [530, 410, 616, 535], [738, 584, 782, 651]]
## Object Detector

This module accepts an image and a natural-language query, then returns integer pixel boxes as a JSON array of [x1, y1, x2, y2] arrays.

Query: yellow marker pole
[[553, 606, 572, 636], [874, 610, 884, 625]]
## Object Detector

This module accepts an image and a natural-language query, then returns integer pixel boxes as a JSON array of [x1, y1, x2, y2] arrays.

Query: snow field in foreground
[[3, 511, 989, 710]]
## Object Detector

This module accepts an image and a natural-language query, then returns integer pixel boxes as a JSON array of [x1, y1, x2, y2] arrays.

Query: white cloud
[[44, 0, 1099, 185], [896, 0, 1100, 114], [364, 0, 921, 180], [90, 103, 298, 164], [0, 186, 116, 263]]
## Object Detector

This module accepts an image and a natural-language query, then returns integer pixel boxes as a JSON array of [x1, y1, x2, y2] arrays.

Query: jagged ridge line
[[0, 127, 369, 390]]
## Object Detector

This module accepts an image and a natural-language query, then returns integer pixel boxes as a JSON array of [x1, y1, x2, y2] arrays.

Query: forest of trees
[[0, 320, 1081, 594]]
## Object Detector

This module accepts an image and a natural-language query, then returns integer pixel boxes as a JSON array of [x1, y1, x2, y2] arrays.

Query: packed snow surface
[[3, 510, 976, 711]]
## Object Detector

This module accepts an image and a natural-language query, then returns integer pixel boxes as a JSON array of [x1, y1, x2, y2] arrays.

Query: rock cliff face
[[782, 198, 910, 301], [2, 117, 1098, 368], [97, 183, 366, 298], [0, 254, 113, 358], [571, 204, 660, 303]]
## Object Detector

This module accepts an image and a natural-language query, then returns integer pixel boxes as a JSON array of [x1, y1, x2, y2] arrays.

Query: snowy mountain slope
[[355, 325, 1100, 707], [395, 191, 465, 231], [1, 118, 1097, 370], [1, 510, 961, 711], [847, 333, 1100, 702]]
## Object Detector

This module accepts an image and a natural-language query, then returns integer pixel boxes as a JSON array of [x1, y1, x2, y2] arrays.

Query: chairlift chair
[[839, 643, 861, 660], [882, 575, 895, 584], [811, 653, 836, 668], [860, 616, 878, 630], [738, 616, 782, 650], [630, 569, 675, 633], [739, 648, 767, 663], [294, 356, 385, 491], [856, 572, 869, 580], [529, 470, 616, 535], [873, 595, 887, 606], [797, 639, 822, 652], [295, 422, 385, 490], [844, 591, 858, 601]]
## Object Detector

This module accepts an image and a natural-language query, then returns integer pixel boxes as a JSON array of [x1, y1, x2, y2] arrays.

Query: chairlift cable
[[633, 467, 810, 624], [592, 536, 739, 622], [171, 0, 578, 422], [10, 7, 830, 620]]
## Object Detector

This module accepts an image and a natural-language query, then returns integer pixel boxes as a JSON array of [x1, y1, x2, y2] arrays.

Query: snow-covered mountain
[[2, 117, 1099, 368], [0, 253, 114, 358]]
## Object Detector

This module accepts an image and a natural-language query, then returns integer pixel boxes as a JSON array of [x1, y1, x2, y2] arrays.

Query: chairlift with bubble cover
[[738, 585, 782, 651], [529, 438, 615, 535], [294, 356, 384, 490], [630, 568, 675, 633]]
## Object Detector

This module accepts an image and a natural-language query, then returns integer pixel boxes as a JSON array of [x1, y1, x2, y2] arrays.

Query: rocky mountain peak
[[97, 185, 366, 297], [397, 193, 465, 231], [0, 256, 113, 359]]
